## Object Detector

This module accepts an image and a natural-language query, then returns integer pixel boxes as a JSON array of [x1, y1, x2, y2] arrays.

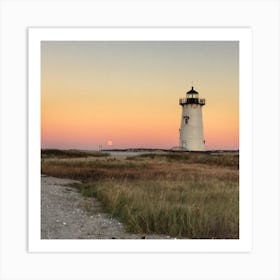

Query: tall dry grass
[[41, 151, 239, 238]]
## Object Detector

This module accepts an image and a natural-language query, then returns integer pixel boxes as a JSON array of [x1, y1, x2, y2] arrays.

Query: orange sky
[[41, 41, 239, 150]]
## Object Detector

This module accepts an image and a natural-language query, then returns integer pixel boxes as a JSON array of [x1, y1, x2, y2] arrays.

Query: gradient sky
[[41, 41, 239, 150]]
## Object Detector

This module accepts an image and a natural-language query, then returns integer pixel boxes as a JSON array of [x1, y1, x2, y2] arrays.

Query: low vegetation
[[41, 149, 110, 159], [41, 149, 239, 239]]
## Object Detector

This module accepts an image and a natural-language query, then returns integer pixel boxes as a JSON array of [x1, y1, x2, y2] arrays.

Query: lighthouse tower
[[179, 86, 206, 151]]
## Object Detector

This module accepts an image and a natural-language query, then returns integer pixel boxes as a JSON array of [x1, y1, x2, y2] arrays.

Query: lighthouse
[[179, 86, 206, 151]]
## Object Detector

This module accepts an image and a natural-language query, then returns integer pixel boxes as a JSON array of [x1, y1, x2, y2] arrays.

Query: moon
[[107, 140, 113, 146]]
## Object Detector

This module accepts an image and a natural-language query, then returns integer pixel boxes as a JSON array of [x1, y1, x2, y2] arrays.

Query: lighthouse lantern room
[[179, 86, 206, 151]]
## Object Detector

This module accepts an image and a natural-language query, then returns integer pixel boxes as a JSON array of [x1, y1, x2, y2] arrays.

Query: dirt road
[[41, 176, 170, 239]]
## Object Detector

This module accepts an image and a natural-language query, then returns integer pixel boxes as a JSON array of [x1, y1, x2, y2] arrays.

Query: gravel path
[[41, 175, 170, 239]]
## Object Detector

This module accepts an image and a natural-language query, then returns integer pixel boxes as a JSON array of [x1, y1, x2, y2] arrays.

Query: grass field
[[41, 149, 239, 239]]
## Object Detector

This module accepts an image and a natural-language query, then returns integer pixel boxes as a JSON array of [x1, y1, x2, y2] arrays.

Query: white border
[[28, 27, 252, 253]]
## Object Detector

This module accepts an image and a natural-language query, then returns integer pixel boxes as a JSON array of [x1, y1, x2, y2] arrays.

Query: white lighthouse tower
[[179, 86, 206, 151]]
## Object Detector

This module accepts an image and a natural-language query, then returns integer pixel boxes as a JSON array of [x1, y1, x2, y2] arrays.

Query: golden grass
[[41, 151, 239, 238]]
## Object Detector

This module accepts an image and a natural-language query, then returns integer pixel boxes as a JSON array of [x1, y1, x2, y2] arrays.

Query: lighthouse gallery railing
[[179, 98, 205, 105]]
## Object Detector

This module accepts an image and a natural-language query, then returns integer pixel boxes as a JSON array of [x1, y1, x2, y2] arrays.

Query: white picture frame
[[28, 27, 251, 253]]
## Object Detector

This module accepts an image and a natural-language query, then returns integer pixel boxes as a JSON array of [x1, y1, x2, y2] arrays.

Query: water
[[107, 151, 151, 157]]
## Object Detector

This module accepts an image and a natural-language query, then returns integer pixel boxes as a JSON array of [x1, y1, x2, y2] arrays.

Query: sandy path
[[41, 175, 170, 239]]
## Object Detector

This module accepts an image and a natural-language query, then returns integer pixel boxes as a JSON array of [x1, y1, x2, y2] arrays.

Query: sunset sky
[[41, 41, 239, 150]]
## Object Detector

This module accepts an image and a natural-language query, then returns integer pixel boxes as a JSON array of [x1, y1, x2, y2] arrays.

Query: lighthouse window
[[184, 116, 190, 124]]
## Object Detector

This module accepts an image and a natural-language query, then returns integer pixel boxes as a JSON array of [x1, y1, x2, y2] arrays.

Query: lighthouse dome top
[[187, 86, 198, 94]]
